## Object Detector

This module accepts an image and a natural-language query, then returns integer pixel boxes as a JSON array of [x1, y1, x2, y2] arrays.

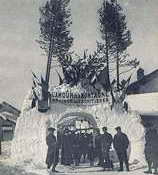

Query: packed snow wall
[[11, 90, 146, 168]]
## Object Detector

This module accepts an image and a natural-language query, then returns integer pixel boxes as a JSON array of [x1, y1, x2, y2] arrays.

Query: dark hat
[[64, 128, 69, 133], [115, 126, 121, 130], [102, 126, 107, 131], [48, 127, 56, 132]]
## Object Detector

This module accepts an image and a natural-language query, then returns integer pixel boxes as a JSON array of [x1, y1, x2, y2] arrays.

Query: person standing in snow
[[79, 132, 88, 163], [95, 128, 102, 166], [100, 127, 113, 170], [144, 126, 158, 174], [72, 132, 81, 166], [113, 126, 129, 172], [150, 128, 158, 174], [87, 132, 95, 166], [46, 127, 58, 172], [61, 129, 73, 165]]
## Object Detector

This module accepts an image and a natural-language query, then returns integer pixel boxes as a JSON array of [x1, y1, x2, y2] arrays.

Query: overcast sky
[[0, 0, 158, 109]]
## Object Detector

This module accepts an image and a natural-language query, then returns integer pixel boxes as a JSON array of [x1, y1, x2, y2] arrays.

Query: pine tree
[[111, 0, 132, 91], [36, 0, 73, 111], [98, 0, 115, 91], [98, 0, 139, 92], [38, 0, 73, 85]]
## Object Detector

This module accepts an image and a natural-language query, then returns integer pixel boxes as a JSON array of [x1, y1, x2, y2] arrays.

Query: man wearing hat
[[46, 127, 58, 172], [100, 126, 113, 170], [113, 126, 129, 171]]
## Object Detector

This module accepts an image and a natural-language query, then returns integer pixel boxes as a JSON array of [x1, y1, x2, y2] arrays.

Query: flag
[[56, 70, 63, 85], [119, 74, 132, 102], [32, 71, 39, 81], [41, 75, 46, 85], [97, 66, 111, 91], [32, 72, 41, 86], [32, 79, 36, 88]]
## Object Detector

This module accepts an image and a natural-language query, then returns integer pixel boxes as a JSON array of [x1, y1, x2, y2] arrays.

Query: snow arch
[[11, 89, 146, 169]]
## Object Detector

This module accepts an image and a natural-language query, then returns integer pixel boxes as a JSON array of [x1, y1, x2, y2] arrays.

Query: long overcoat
[[145, 128, 158, 166], [46, 133, 57, 166], [113, 132, 129, 153]]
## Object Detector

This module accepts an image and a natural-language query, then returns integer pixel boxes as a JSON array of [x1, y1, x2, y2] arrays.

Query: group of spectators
[[60, 129, 94, 166], [45, 126, 130, 173]]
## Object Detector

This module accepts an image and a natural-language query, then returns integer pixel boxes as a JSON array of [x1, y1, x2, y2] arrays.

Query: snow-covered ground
[[0, 163, 147, 175], [0, 160, 148, 175], [0, 141, 148, 175]]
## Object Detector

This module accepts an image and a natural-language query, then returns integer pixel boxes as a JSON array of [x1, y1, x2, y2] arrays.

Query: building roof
[[127, 69, 158, 94], [0, 112, 17, 123], [126, 92, 158, 115], [0, 101, 20, 123]]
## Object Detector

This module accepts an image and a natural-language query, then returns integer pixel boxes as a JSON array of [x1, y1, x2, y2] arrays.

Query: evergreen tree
[[36, 0, 73, 112], [111, 0, 132, 91], [98, 0, 115, 91], [98, 0, 139, 92], [38, 0, 73, 85]]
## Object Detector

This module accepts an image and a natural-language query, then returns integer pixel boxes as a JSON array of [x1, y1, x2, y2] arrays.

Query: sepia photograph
[[0, 0, 158, 174]]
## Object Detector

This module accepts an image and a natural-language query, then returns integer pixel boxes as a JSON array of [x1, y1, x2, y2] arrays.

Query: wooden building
[[127, 68, 158, 128], [127, 68, 158, 95], [0, 102, 20, 141]]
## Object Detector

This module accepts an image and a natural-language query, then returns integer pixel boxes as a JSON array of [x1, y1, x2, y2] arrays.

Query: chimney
[[137, 68, 144, 81]]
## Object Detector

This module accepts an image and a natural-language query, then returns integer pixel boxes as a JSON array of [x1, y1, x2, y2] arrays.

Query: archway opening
[[57, 112, 98, 132], [56, 112, 98, 166]]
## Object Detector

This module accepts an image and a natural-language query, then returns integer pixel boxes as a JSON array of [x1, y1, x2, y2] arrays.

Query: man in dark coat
[[72, 132, 81, 166], [100, 127, 113, 170], [144, 126, 154, 174], [95, 128, 102, 166], [151, 129, 158, 174], [144, 127, 158, 174], [79, 132, 89, 163], [61, 129, 73, 165], [46, 127, 58, 172], [87, 132, 95, 166], [113, 126, 129, 171]]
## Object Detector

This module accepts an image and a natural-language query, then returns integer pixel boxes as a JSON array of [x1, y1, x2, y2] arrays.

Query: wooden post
[[45, 36, 54, 87], [38, 35, 54, 113]]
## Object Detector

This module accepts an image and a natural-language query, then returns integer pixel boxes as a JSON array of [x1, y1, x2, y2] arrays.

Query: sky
[[0, 0, 158, 109]]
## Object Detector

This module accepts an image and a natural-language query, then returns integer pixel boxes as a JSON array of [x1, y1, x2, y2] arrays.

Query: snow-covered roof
[[126, 92, 158, 115], [0, 111, 17, 123]]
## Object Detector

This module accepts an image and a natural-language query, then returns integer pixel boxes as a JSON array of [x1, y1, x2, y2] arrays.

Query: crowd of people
[[45, 126, 130, 173]]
